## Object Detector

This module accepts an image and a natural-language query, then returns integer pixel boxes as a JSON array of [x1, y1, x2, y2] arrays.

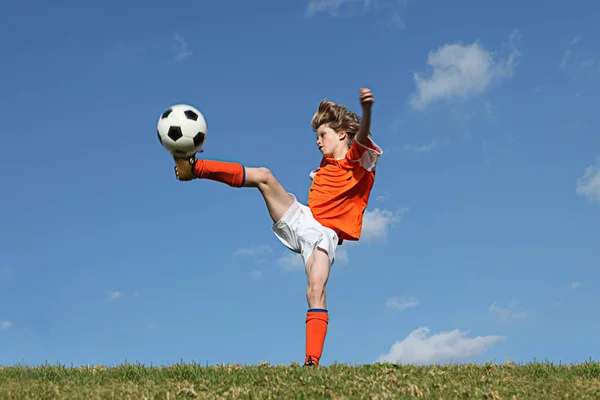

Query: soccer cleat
[[303, 357, 318, 367]]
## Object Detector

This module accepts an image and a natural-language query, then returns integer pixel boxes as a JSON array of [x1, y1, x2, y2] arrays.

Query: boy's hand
[[359, 88, 374, 110], [173, 155, 197, 181]]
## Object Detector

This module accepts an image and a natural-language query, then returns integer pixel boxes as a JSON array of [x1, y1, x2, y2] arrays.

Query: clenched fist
[[359, 88, 374, 110]]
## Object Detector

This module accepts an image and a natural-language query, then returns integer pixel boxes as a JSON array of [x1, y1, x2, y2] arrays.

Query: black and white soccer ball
[[157, 104, 208, 157]]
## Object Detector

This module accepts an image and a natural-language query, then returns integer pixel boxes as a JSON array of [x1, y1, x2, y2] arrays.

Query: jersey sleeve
[[346, 136, 383, 171]]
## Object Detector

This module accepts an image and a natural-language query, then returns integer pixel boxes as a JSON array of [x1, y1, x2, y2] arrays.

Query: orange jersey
[[307, 137, 382, 242]]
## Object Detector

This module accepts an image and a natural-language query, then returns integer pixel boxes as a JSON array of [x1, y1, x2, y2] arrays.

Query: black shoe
[[303, 357, 317, 367]]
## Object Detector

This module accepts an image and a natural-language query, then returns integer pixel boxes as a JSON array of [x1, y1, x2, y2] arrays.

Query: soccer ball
[[157, 104, 208, 157]]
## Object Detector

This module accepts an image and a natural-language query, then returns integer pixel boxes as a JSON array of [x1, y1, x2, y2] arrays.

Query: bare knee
[[306, 281, 326, 304], [254, 167, 275, 187], [305, 249, 330, 305]]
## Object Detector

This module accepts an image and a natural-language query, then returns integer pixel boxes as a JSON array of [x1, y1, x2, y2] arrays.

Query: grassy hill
[[0, 360, 598, 399]]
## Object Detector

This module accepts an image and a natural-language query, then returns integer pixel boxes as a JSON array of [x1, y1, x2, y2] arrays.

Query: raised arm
[[355, 88, 374, 145]]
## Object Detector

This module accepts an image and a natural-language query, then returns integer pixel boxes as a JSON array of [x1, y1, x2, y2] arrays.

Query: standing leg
[[303, 248, 331, 366]]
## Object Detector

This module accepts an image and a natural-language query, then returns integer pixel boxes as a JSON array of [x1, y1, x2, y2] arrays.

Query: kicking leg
[[242, 167, 295, 224], [304, 248, 331, 366], [174, 157, 294, 224]]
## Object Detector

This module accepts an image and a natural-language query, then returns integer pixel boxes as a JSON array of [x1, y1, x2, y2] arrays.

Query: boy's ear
[[337, 130, 347, 141]]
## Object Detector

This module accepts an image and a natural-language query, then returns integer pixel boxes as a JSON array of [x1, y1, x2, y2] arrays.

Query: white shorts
[[272, 194, 339, 267]]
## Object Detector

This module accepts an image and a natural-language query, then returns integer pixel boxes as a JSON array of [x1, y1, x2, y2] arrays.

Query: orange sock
[[305, 309, 328, 365], [193, 159, 245, 187]]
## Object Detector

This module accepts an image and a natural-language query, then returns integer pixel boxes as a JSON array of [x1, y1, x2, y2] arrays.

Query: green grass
[[0, 361, 599, 399]]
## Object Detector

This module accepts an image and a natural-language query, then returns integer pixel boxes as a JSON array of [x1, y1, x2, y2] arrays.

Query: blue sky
[[1, 0, 599, 367]]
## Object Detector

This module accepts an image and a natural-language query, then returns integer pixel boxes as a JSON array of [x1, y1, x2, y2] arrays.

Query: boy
[[173, 88, 383, 366]]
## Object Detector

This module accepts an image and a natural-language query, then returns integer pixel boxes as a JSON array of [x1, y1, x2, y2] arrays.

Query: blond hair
[[311, 99, 361, 145]]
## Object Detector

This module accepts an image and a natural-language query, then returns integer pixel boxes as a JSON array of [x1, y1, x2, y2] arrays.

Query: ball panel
[[157, 118, 177, 150], [166, 113, 183, 126], [161, 108, 173, 119], [173, 136, 196, 156], [157, 115, 171, 134], [159, 136, 177, 153], [179, 118, 204, 138], [184, 110, 198, 121], [193, 132, 205, 147], [167, 126, 183, 141]]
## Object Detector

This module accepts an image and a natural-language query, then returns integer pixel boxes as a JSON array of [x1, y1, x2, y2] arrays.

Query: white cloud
[[375, 192, 390, 202], [306, 0, 359, 16], [306, 0, 408, 24], [410, 29, 521, 110], [399, 139, 449, 153], [361, 207, 408, 241], [387, 296, 419, 310], [568, 281, 581, 291], [173, 33, 192, 61], [0, 321, 13, 330], [559, 37, 600, 89], [576, 157, 600, 204], [336, 248, 349, 264], [108, 291, 123, 301], [560, 37, 581, 69], [249, 270, 263, 280], [489, 300, 528, 322], [235, 245, 272, 257], [376, 327, 505, 364], [278, 253, 304, 271]]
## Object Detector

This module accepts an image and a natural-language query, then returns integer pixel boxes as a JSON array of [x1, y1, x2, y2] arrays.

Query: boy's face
[[316, 124, 346, 158]]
